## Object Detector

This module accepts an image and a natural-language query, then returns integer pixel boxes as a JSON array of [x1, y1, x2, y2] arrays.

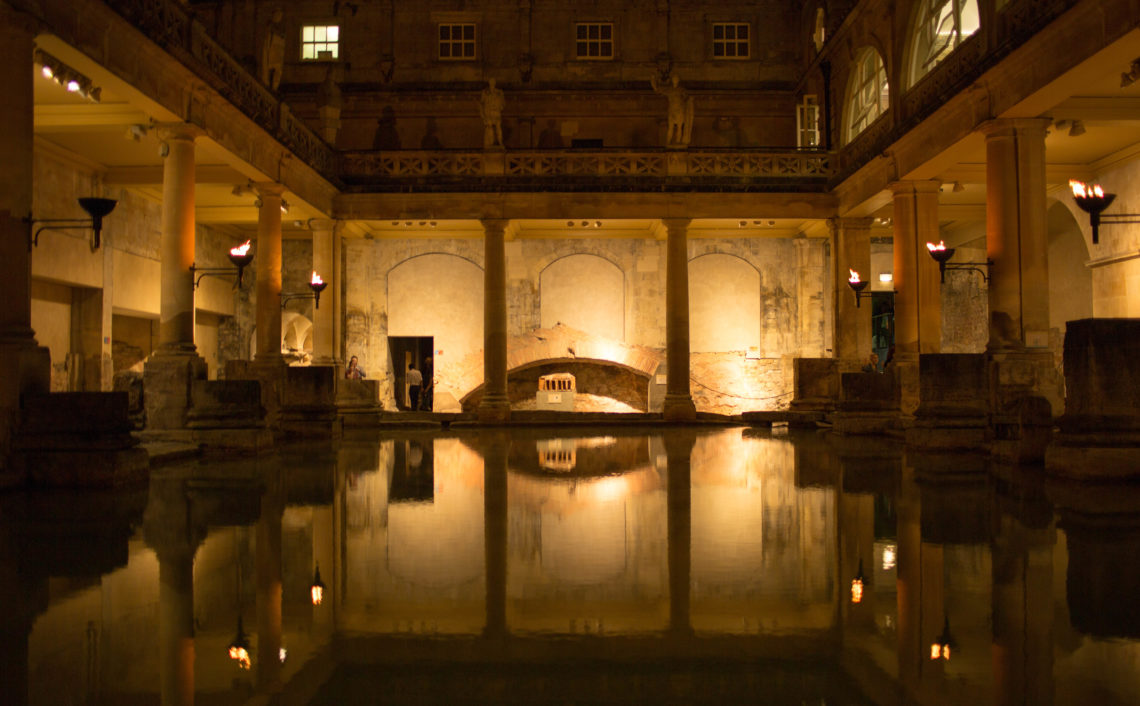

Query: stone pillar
[[832, 217, 873, 367], [981, 119, 1061, 424], [982, 120, 1051, 351], [309, 219, 338, 366], [0, 8, 51, 467], [143, 126, 207, 430], [662, 218, 696, 420], [896, 465, 921, 691], [254, 184, 286, 366], [992, 516, 1054, 706], [483, 431, 509, 637], [891, 180, 943, 415], [839, 488, 876, 631], [478, 219, 510, 422], [794, 236, 827, 357], [664, 429, 695, 634]]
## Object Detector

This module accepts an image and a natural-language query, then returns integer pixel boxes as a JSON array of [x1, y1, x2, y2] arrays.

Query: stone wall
[[940, 243, 988, 353]]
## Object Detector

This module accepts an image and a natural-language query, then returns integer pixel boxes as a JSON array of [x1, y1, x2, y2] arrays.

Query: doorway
[[388, 336, 433, 411], [871, 292, 894, 369]]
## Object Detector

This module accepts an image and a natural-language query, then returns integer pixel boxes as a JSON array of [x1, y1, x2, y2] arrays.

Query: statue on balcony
[[649, 74, 694, 147], [260, 7, 286, 91], [479, 79, 505, 149], [372, 106, 401, 150], [420, 117, 444, 150]]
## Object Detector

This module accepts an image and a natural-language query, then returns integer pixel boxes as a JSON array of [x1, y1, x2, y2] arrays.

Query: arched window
[[846, 48, 889, 143], [812, 8, 826, 53], [908, 0, 980, 87]]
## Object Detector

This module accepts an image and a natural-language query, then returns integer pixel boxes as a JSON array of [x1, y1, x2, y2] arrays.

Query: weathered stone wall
[[336, 233, 821, 413], [940, 243, 988, 354]]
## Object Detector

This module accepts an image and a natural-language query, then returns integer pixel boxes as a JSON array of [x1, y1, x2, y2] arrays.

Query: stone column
[[143, 126, 207, 430], [992, 516, 1054, 706], [482, 431, 509, 637], [982, 120, 1051, 351], [794, 236, 827, 357], [896, 464, 921, 691], [981, 119, 1060, 420], [662, 218, 696, 420], [832, 217, 873, 367], [478, 219, 510, 422], [0, 7, 52, 463], [309, 219, 338, 366], [254, 184, 286, 366], [891, 180, 943, 414]]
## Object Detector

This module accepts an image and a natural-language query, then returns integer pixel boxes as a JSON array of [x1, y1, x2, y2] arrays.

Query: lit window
[[301, 25, 339, 60], [439, 23, 476, 60], [575, 23, 614, 60], [908, 0, 979, 87], [813, 8, 826, 52], [712, 23, 749, 59], [845, 48, 889, 143], [797, 95, 821, 148]]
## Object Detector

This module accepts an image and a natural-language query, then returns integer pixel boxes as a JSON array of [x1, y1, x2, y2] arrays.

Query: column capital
[[977, 118, 1051, 139], [889, 179, 942, 196], [253, 181, 286, 199], [660, 217, 691, 235], [155, 123, 203, 144], [481, 218, 508, 236], [307, 218, 339, 234]]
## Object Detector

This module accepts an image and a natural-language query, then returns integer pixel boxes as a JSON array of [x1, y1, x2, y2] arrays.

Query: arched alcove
[[540, 254, 625, 342], [689, 253, 760, 352], [1048, 200, 1094, 332], [389, 252, 484, 375]]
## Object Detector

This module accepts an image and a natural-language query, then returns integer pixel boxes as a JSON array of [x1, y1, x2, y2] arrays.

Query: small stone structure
[[536, 373, 575, 411], [1047, 318, 1140, 478], [831, 370, 900, 435], [906, 354, 988, 452], [280, 366, 341, 437]]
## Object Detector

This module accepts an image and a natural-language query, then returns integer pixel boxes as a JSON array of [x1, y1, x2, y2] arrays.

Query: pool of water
[[4, 426, 1140, 705]]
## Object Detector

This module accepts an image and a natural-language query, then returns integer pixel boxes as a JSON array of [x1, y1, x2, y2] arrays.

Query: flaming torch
[[228, 240, 254, 287], [309, 271, 328, 309], [1070, 179, 1114, 244], [227, 617, 251, 670], [926, 240, 956, 283], [847, 269, 869, 308], [850, 559, 865, 604], [311, 563, 326, 605]]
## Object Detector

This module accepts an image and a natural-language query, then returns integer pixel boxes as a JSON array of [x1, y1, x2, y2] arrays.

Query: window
[[845, 48, 889, 143], [575, 23, 614, 59], [301, 25, 339, 60], [439, 23, 476, 60], [812, 8, 826, 52], [907, 0, 980, 87], [797, 95, 821, 148], [712, 23, 749, 59]]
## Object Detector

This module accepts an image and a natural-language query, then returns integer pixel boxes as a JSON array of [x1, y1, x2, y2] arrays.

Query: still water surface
[[6, 426, 1140, 705]]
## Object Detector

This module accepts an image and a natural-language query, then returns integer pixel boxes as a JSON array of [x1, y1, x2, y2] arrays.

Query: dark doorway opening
[[388, 336, 433, 411], [871, 292, 894, 370]]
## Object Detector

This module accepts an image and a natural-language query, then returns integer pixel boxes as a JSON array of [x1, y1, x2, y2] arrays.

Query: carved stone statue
[[260, 7, 286, 91], [373, 106, 401, 150], [649, 74, 694, 147], [420, 117, 443, 150], [537, 119, 563, 149], [317, 66, 343, 144], [479, 79, 505, 149]]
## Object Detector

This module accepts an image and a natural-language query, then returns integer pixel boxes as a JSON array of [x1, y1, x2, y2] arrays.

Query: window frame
[[574, 22, 615, 61], [845, 48, 890, 143], [906, 0, 980, 88], [438, 22, 478, 61], [300, 24, 340, 61], [711, 22, 751, 60], [797, 94, 821, 148]]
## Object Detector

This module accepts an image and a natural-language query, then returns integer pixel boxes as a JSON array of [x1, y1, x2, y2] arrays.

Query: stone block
[[143, 354, 208, 429], [284, 366, 338, 408], [186, 379, 265, 429], [337, 378, 380, 407], [915, 354, 988, 418], [789, 358, 838, 412], [830, 370, 900, 435]]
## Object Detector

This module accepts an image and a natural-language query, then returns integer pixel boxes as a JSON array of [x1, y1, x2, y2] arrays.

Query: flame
[[926, 240, 947, 252], [850, 578, 864, 604], [930, 643, 942, 660], [311, 271, 324, 286], [228, 646, 251, 670], [230, 240, 252, 257], [848, 269, 861, 284], [311, 584, 323, 605], [1070, 180, 1106, 199]]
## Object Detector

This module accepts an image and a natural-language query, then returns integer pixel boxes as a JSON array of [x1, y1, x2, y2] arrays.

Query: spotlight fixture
[[951, 181, 965, 193], [190, 240, 255, 289], [925, 240, 991, 283], [280, 198, 290, 214], [1121, 58, 1140, 88], [28, 197, 118, 251], [1069, 120, 1086, 137], [847, 269, 870, 308], [1069, 179, 1140, 244], [34, 49, 101, 102]]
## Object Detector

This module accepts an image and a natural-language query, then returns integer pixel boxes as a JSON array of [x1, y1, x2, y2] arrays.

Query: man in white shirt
[[406, 363, 423, 410]]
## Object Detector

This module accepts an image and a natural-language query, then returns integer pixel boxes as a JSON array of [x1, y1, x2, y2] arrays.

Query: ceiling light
[[952, 181, 965, 193], [1069, 120, 1086, 137]]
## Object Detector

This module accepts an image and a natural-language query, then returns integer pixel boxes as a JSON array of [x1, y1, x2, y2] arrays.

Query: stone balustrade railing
[[340, 149, 834, 188], [105, 0, 337, 178]]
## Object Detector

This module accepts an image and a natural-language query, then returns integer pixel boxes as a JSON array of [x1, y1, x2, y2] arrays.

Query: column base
[[477, 394, 511, 423], [662, 394, 696, 421], [0, 341, 52, 477], [143, 353, 208, 430]]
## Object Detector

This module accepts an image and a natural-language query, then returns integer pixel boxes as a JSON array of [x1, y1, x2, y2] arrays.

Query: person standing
[[345, 355, 365, 380], [419, 356, 434, 411], [406, 362, 423, 411]]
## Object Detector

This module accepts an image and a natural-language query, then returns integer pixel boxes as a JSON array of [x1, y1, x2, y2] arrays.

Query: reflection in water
[[4, 429, 1140, 704]]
